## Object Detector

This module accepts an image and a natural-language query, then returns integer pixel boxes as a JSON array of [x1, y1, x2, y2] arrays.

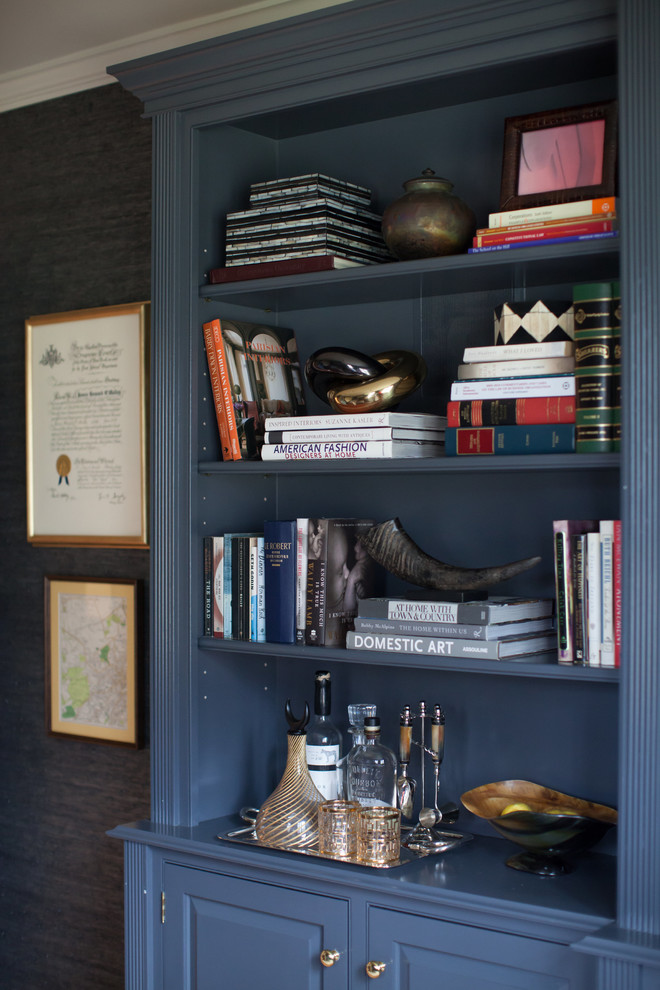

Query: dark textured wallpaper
[[0, 83, 152, 989]]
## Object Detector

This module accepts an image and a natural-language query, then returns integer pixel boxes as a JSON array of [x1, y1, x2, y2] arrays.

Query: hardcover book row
[[552, 519, 621, 667], [203, 518, 382, 648]]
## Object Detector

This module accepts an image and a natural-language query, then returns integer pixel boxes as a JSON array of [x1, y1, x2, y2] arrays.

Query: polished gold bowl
[[460, 779, 618, 875]]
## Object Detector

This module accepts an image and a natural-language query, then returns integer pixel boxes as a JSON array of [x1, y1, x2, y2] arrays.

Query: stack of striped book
[[468, 196, 618, 254], [221, 172, 393, 271]]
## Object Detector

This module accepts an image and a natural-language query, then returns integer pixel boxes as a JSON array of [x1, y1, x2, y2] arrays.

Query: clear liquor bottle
[[306, 671, 342, 800], [347, 716, 398, 808], [336, 702, 377, 799]]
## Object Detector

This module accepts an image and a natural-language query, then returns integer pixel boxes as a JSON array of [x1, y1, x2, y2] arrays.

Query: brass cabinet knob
[[320, 949, 340, 968], [366, 960, 387, 979]]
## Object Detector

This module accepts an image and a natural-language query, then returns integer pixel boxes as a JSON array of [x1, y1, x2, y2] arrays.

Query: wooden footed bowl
[[460, 779, 618, 876]]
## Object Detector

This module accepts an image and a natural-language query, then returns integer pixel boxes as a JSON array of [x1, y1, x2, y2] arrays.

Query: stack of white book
[[446, 339, 577, 456], [261, 411, 446, 461]]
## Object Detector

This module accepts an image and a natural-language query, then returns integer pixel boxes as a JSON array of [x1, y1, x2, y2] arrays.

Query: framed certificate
[[45, 575, 141, 747], [25, 301, 149, 547]]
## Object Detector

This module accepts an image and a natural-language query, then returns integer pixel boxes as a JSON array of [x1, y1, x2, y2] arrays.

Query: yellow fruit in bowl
[[545, 806, 578, 816], [500, 802, 533, 815]]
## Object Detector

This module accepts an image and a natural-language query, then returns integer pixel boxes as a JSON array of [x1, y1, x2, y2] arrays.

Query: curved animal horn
[[358, 518, 541, 591]]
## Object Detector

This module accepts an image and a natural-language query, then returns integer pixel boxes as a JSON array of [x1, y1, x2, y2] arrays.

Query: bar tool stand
[[402, 701, 459, 854]]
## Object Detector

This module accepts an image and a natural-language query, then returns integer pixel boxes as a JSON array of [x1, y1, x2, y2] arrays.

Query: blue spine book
[[445, 424, 575, 455], [264, 520, 297, 643]]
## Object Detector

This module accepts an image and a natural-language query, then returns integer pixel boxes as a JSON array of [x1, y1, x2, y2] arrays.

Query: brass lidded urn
[[382, 168, 476, 259]]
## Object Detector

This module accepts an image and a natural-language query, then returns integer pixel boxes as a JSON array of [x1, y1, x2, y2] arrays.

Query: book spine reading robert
[[264, 520, 298, 644]]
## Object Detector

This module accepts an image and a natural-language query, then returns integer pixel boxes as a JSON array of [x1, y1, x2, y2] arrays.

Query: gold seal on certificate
[[56, 454, 71, 485]]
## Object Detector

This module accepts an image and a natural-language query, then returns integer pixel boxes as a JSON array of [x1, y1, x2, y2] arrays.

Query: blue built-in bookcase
[[109, 1, 660, 987]]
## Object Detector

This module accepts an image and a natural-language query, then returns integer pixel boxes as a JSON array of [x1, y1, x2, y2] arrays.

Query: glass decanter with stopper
[[255, 700, 324, 850], [337, 702, 377, 799], [347, 715, 398, 808], [306, 670, 342, 800]]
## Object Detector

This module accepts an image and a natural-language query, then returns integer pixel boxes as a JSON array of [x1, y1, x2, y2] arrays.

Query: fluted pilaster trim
[[124, 841, 149, 990], [617, 0, 660, 935], [150, 109, 193, 827]]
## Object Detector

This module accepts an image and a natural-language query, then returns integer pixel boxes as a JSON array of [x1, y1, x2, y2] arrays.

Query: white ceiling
[[0, 0, 345, 113]]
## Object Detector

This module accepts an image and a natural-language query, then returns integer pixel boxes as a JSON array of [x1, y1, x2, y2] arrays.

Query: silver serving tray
[[216, 821, 472, 868]]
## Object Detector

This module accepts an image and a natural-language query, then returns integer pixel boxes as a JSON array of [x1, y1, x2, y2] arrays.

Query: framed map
[[45, 576, 140, 746]]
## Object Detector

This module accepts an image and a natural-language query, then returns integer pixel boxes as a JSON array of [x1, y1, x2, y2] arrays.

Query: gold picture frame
[[45, 576, 141, 747], [25, 301, 149, 547], [499, 100, 618, 212]]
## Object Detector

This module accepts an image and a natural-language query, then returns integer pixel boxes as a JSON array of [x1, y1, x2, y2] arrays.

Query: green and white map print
[[58, 592, 128, 730]]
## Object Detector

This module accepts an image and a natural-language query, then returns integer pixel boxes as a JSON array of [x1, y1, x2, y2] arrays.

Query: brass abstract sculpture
[[358, 517, 541, 591], [304, 346, 426, 413]]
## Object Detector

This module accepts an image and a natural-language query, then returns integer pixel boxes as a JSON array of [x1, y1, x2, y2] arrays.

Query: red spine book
[[447, 396, 576, 427], [473, 217, 616, 247], [203, 318, 241, 460], [613, 519, 622, 667]]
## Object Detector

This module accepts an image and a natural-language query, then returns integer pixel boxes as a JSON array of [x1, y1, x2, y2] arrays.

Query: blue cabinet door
[[162, 864, 348, 989], [366, 906, 595, 989]]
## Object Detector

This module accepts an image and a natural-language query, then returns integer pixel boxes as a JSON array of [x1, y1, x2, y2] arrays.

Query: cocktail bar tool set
[[399, 701, 463, 854]]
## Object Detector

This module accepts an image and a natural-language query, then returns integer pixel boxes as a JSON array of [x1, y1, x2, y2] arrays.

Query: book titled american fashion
[[444, 424, 575, 456], [450, 375, 575, 401], [202, 317, 306, 460], [346, 629, 557, 659], [357, 596, 554, 624], [260, 439, 444, 460], [264, 411, 446, 431]]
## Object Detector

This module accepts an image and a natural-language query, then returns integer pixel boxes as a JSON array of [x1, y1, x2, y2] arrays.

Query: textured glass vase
[[256, 705, 324, 850]]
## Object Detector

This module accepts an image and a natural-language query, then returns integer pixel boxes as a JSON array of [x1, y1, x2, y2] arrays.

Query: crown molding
[[0, 0, 347, 114]]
